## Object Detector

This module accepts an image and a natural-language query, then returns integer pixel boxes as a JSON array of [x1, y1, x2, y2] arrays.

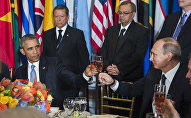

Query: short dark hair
[[20, 34, 38, 49], [119, 1, 136, 12], [160, 37, 181, 61], [53, 4, 69, 16]]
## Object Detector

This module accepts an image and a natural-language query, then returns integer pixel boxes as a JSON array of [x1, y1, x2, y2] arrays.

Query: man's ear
[[20, 48, 25, 55], [167, 52, 173, 61]]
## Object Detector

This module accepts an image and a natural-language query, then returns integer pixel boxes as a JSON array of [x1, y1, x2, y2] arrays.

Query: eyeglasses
[[118, 11, 133, 15]]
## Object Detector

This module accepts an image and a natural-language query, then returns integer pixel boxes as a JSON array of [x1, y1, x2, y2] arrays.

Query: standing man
[[99, 1, 149, 82], [99, 38, 191, 118], [42, 4, 89, 75], [158, 0, 191, 65], [13, 34, 95, 108], [42, 5, 89, 97]]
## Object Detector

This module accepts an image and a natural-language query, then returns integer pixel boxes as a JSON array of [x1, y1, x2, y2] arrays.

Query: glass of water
[[63, 97, 76, 116], [75, 97, 87, 115]]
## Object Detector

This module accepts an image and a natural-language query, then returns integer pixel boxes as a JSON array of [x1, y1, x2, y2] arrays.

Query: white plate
[[58, 111, 91, 118]]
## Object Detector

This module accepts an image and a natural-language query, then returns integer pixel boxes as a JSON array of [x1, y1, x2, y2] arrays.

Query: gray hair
[[53, 4, 69, 16], [119, 1, 136, 13], [160, 37, 181, 61], [20, 34, 38, 49]]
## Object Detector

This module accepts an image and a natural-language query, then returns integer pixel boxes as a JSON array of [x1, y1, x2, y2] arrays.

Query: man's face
[[186, 59, 191, 84], [20, 39, 40, 63], [54, 9, 69, 28], [118, 4, 135, 27], [178, 0, 191, 10], [150, 41, 170, 71]]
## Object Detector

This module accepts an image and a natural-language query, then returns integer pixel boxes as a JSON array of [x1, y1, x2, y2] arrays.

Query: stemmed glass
[[75, 97, 87, 115], [154, 84, 166, 114], [96, 56, 103, 73], [88, 55, 97, 84], [63, 97, 76, 116]]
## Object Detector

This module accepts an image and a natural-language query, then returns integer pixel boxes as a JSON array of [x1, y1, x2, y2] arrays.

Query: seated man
[[13, 34, 96, 108], [99, 37, 191, 118]]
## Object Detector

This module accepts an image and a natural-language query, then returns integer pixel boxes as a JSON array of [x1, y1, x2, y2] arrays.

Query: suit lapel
[[178, 13, 191, 39], [57, 25, 70, 52], [111, 25, 120, 62], [23, 62, 28, 79], [51, 28, 57, 50], [39, 56, 47, 84], [116, 21, 135, 53]]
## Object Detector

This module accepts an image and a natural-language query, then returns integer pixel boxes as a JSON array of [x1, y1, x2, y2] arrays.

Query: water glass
[[63, 97, 76, 116], [146, 113, 163, 118], [75, 97, 87, 114]]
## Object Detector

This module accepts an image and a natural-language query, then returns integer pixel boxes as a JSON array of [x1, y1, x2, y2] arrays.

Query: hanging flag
[[154, 0, 169, 39], [11, 0, 21, 69], [74, 0, 91, 59], [66, 0, 75, 27], [91, 0, 113, 52], [22, 0, 35, 36], [44, 0, 54, 31], [34, 0, 45, 52], [0, 0, 15, 69], [172, 0, 181, 13]]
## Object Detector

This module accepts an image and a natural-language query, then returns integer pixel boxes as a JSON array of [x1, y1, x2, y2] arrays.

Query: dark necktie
[[161, 74, 167, 85], [172, 13, 187, 40], [119, 29, 126, 39], [30, 65, 36, 82], [57, 30, 63, 45]]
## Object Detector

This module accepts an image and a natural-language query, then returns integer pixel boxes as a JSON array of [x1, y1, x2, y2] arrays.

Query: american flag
[[91, 0, 113, 52]]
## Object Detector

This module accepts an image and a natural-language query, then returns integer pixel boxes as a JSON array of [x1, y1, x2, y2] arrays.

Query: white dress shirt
[[56, 24, 67, 39], [28, 61, 40, 82]]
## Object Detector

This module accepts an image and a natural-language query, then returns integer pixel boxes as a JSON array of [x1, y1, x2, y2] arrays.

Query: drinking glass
[[96, 56, 103, 72], [63, 97, 76, 116], [75, 97, 87, 115], [154, 84, 166, 113], [146, 113, 163, 118], [88, 55, 97, 84]]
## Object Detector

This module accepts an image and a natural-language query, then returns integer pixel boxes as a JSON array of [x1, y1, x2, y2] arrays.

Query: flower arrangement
[[0, 77, 53, 113]]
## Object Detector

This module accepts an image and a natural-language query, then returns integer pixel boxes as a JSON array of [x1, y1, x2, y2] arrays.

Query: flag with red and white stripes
[[34, 0, 45, 52], [91, 0, 113, 52]]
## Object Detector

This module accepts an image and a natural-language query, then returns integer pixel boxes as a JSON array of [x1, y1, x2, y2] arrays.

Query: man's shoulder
[[67, 25, 83, 33]]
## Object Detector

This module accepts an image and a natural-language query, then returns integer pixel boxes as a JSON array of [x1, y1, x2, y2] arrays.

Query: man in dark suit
[[99, 37, 191, 118], [157, 0, 191, 66], [99, 1, 149, 82], [42, 4, 89, 75], [13, 34, 96, 108]]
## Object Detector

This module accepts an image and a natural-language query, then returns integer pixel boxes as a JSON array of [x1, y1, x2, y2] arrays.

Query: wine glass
[[154, 84, 166, 113], [96, 56, 103, 72], [75, 97, 87, 115], [63, 97, 76, 116], [88, 55, 97, 84], [146, 113, 163, 118]]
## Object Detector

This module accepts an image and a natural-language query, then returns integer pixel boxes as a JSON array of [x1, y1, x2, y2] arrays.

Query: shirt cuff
[[110, 80, 119, 92], [83, 72, 91, 81]]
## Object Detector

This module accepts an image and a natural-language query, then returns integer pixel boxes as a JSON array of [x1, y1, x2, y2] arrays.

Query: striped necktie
[[172, 13, 187, 40]]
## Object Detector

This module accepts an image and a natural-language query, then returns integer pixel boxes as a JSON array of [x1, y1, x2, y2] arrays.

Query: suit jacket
[[116, 65, 191, 118], [99, 21, 149, 82], [158, 11, 191, 66], [0, 62, 10, 81], [12, 56, 87, 108], [42, 25, 89, 74]]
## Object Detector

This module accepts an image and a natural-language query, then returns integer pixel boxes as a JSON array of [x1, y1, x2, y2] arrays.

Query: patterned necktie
[[119, 29, 126, 39], [172, 13, 187, 40], [57, 30, 63, 46], [161, 74, 167, 85], [30, 65, 36, 82]]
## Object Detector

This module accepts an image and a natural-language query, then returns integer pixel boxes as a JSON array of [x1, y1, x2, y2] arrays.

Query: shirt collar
[[28, 61, 39, 69], [162, 62, 180, 84], [182, 9, 191, 17], [56, 24, 68, 37], [120, 22, 131, 31]]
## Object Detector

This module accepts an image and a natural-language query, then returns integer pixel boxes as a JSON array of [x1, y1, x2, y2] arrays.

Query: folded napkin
[[87, 115, 118, 118]]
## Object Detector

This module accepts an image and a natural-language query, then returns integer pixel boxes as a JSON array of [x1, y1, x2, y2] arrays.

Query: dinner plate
[[58, 111, 91, 118]]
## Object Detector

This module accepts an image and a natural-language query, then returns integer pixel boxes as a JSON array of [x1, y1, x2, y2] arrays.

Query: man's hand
[[106, 65, 120, 75], [98, 73, 115, 85], [84, 65, 98, 77]]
